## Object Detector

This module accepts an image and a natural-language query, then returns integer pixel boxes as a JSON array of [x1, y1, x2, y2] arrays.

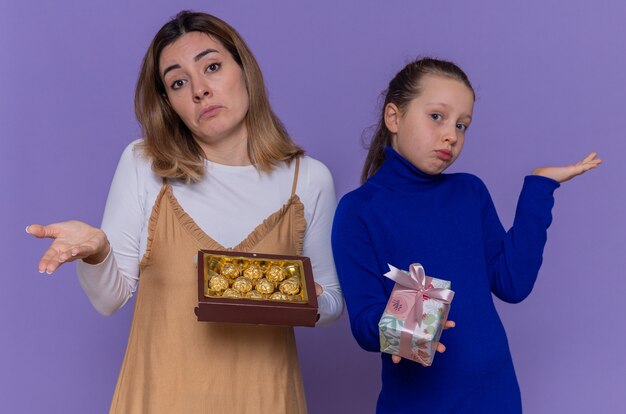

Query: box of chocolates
[[195, 250, 319, 327]]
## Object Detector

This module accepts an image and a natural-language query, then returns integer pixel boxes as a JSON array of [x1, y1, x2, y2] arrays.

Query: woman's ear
[[384, 103, 400, 134], [161, 93, 172, 108]]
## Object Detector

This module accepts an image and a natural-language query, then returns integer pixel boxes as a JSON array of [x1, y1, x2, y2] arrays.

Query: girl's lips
[[198, 105, 222, 120], [435, 149, 453, 161]]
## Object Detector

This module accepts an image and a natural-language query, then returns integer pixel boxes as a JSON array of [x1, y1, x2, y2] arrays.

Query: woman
[[28, 10, 343, 413]]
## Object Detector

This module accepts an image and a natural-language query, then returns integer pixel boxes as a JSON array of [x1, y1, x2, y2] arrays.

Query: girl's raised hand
[[26, 221, 110, 274], [391, 320, 456, 364], [532, 152, 602, 183]]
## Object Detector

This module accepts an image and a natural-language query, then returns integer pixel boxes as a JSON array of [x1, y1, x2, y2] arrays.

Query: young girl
[[331, 58, 600, 413]]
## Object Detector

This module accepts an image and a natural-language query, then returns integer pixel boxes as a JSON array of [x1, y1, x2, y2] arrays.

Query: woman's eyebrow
[[161, 49, 219, 78], [194, 48, 218, 61], [162, 64, 181, 78]]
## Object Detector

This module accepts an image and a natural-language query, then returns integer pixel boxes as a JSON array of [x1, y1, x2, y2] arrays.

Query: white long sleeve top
[[76, 140, 344, 326]]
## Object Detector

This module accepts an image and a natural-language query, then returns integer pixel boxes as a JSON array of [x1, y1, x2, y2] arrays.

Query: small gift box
[[378, 263, 454, 366], [195, 250, 319, 327]]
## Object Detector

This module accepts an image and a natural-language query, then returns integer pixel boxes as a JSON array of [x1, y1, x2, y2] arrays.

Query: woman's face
[[160, 31, 249, 153], [385, 74, 474, 175]]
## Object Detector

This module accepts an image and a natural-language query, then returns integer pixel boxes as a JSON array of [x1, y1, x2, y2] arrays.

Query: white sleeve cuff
[[315, 285, 344, 327], [76, 250, 134, 316]]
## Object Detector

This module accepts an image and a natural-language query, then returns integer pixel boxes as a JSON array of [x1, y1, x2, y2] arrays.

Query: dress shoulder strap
[[290, 157, 300, 197]]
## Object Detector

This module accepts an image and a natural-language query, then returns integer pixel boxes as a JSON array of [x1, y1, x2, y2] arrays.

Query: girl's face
[[385, 75, 474, 175], [159, 32, 249, 152]]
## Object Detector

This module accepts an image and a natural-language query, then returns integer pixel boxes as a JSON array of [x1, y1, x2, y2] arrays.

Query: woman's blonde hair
[[135, 10, 303, 182]]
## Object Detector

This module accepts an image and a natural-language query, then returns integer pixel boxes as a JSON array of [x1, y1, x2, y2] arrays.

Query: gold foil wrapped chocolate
[[221, 262, 240, 279], [266, 264, 286, 282], [246, 290, 265, 300], [232, 277, 253, 293], [279, 275, 301, 295], [255, 278, 275, 295], [208, 274, 229, 292], [269, 292, 289, 301], [243, 263, 263, 280], [222, 288, 242, 298]]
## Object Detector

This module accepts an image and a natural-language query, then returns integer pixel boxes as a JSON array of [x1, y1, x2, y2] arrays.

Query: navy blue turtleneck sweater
[[332, 147, 560, 413]]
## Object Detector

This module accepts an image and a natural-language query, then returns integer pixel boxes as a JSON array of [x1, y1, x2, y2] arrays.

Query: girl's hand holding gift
[[391, 320, 456, 364], [533, 152, 602, 183]]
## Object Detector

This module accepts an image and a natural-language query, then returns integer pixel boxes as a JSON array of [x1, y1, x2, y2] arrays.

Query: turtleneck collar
[[369, 146, 445, 191]]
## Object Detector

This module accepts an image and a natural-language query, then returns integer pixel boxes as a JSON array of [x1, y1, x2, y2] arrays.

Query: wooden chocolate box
[[195, 250, 319, 327]]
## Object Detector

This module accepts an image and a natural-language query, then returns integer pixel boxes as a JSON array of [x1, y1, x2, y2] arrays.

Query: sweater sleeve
[[76, 142, 146, 315], [482, 175, 560, 303], [300, 158, 344, 326], [332, 193, 388, 352]]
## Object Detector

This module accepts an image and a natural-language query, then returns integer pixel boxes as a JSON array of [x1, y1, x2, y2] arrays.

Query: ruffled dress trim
[[139, 182, 168, 270], [142, 184, 307, 258]]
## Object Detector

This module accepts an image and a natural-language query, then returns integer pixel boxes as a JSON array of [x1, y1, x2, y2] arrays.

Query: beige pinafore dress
[[109, 159, 308, 414]]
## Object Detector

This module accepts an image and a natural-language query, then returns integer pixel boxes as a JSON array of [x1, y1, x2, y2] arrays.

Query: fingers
[[579, 153, 600, 164], [581, 153, 602, 170], [315, 282, 324, 296], [26, 224, 58, 239], [38, 246, 63, 274], [582, 152, 598, 164], [438, 321, 454, 353], [571, 152, 602, 179], [533, 152, 602, 183], [577, 152, 602, 169], [38, 243, 94, 274], [58, 244, 91, 262], [391, 355, 402, 364]]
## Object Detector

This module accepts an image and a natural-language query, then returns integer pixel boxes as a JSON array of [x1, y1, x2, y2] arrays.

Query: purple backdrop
[[2, 1, 625, 412]]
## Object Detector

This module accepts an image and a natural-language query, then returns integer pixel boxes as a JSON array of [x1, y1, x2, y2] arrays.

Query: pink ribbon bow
[[384, 263, 454, 324]]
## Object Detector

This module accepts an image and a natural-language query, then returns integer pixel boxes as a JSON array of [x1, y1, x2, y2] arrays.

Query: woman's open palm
[[27, 221, 109, 274]]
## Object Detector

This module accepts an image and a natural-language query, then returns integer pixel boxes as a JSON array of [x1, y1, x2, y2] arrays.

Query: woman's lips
[[198, 105, 222, 120], [435, 149, 453, 161]]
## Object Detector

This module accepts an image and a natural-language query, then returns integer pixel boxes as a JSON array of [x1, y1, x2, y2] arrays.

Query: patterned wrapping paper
[[378, 263, 454, 366]]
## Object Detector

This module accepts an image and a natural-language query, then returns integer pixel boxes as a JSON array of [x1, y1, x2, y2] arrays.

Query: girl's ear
[[384, 103, 400, 134]]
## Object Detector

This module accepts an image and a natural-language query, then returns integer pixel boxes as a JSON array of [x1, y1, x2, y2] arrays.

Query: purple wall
[[3, 1, 625, 412]]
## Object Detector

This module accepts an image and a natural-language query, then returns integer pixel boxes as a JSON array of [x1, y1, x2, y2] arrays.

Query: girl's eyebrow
[[426, 101, 447, 105], [161, 48, 219, 78], [426, 102, 472, 120]]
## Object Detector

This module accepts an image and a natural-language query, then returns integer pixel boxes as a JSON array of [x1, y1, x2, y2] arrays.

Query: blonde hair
[[135, 10, 303, 182]]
